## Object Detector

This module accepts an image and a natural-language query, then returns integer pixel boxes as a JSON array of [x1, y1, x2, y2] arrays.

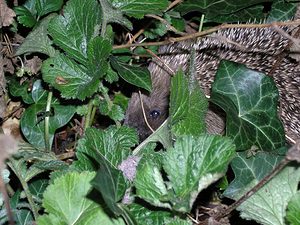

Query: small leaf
[[48, 0, 101, 64], [8, 78, 34, 104], [170, 69, 208, 137], [14, 6, 37, 28], [99, 100, 125, 122], [110, 56, 152, 91], [37, 172, 118, 225], [211, 61, 285, 150], [286, 192, 300, 225], [16, 14, 56, 57]]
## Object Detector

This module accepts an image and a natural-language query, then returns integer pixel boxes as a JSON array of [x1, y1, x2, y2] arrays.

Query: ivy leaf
[[8, 78, 34, 104], [170, 69, 208, 137], [37, 172, 119, 225], [176, 0, 266, 16], [16, 14, 56, 57], [267, 0, 298, 22], [35, 0, 63, 17], [134, 135, 235, 212], [224, 152, 300, 225], [110, 0, 168, 19], [286, 192, 300, 225], [48, 0, 101, 65], [20, 80, 76, 149], [73, 126, 138, 170], [110, 56, 152, 92], [211, 61, 285, 150]]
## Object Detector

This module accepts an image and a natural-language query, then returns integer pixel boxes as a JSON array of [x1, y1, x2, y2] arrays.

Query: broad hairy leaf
[[37, 172, 119, 225], [211, 60, 285, 150], [8, 78, 34, 104], [286, 192, 300, 225], [73, 126, 138, 171], [134, 135, 235, 212], [224, 151, 300, 225], [110, 56, 152, 92], [48, 0, 101, 65], [170, 69, 208, 137], [267, 0, 298, 22], [20, 80, 76, 149], [42, 38, 111, 100], [15, 14, 56, 57]]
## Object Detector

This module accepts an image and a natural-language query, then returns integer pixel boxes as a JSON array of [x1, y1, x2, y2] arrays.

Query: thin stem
[[84, 100, 93, 130], [113, 20, 300, 50], [7, 161, 39, 220], [44, 91, 53, 152]]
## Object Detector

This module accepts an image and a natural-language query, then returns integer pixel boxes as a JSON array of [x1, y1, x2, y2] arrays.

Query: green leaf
[[110, 56, 152, 92], [16, 14, 56, 57], [267, 0, 298, 22], [20, 80, 76, 149], [41, 54, 93, 100], [99, 100, 125, 122], [15, 6, 37, 28], [128, 203, 173, 225], [176, 0, 266, 16], [8, 78, 34, 104], [35, 0, 63, 17], [211, 61, 285, 150], [224, 152, 300, 225], [48, 0, 101, 64], [99, 0, 133, 30], [135, 158, 171, 209], [170, 69, 208, 137], [87, 37, 112, 79], [73, 126, 138, 170], [91, 155, 127, 215], [37, 172, 119, 225], [29, 179, 48, 200], [286, 192, 300, 225], [223, 151, 285, 199], [135, 135, 235, 212], [163, 135, 235, 212], [110, 0, 168, 19]]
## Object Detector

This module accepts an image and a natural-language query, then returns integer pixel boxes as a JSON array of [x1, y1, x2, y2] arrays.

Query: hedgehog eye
[[149, 110, 161, 119]]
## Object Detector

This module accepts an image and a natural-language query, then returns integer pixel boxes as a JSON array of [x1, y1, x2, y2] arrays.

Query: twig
[[113, 20, 300, 50], [0, 174, 14, 225], [165, 0, 183, 12]]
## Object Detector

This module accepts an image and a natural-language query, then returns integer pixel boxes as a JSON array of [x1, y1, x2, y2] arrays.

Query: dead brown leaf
[[0, 0, 16, 27]]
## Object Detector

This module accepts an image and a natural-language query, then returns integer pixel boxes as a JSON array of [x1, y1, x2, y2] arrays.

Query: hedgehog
[[124, 21, 300, 143]]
